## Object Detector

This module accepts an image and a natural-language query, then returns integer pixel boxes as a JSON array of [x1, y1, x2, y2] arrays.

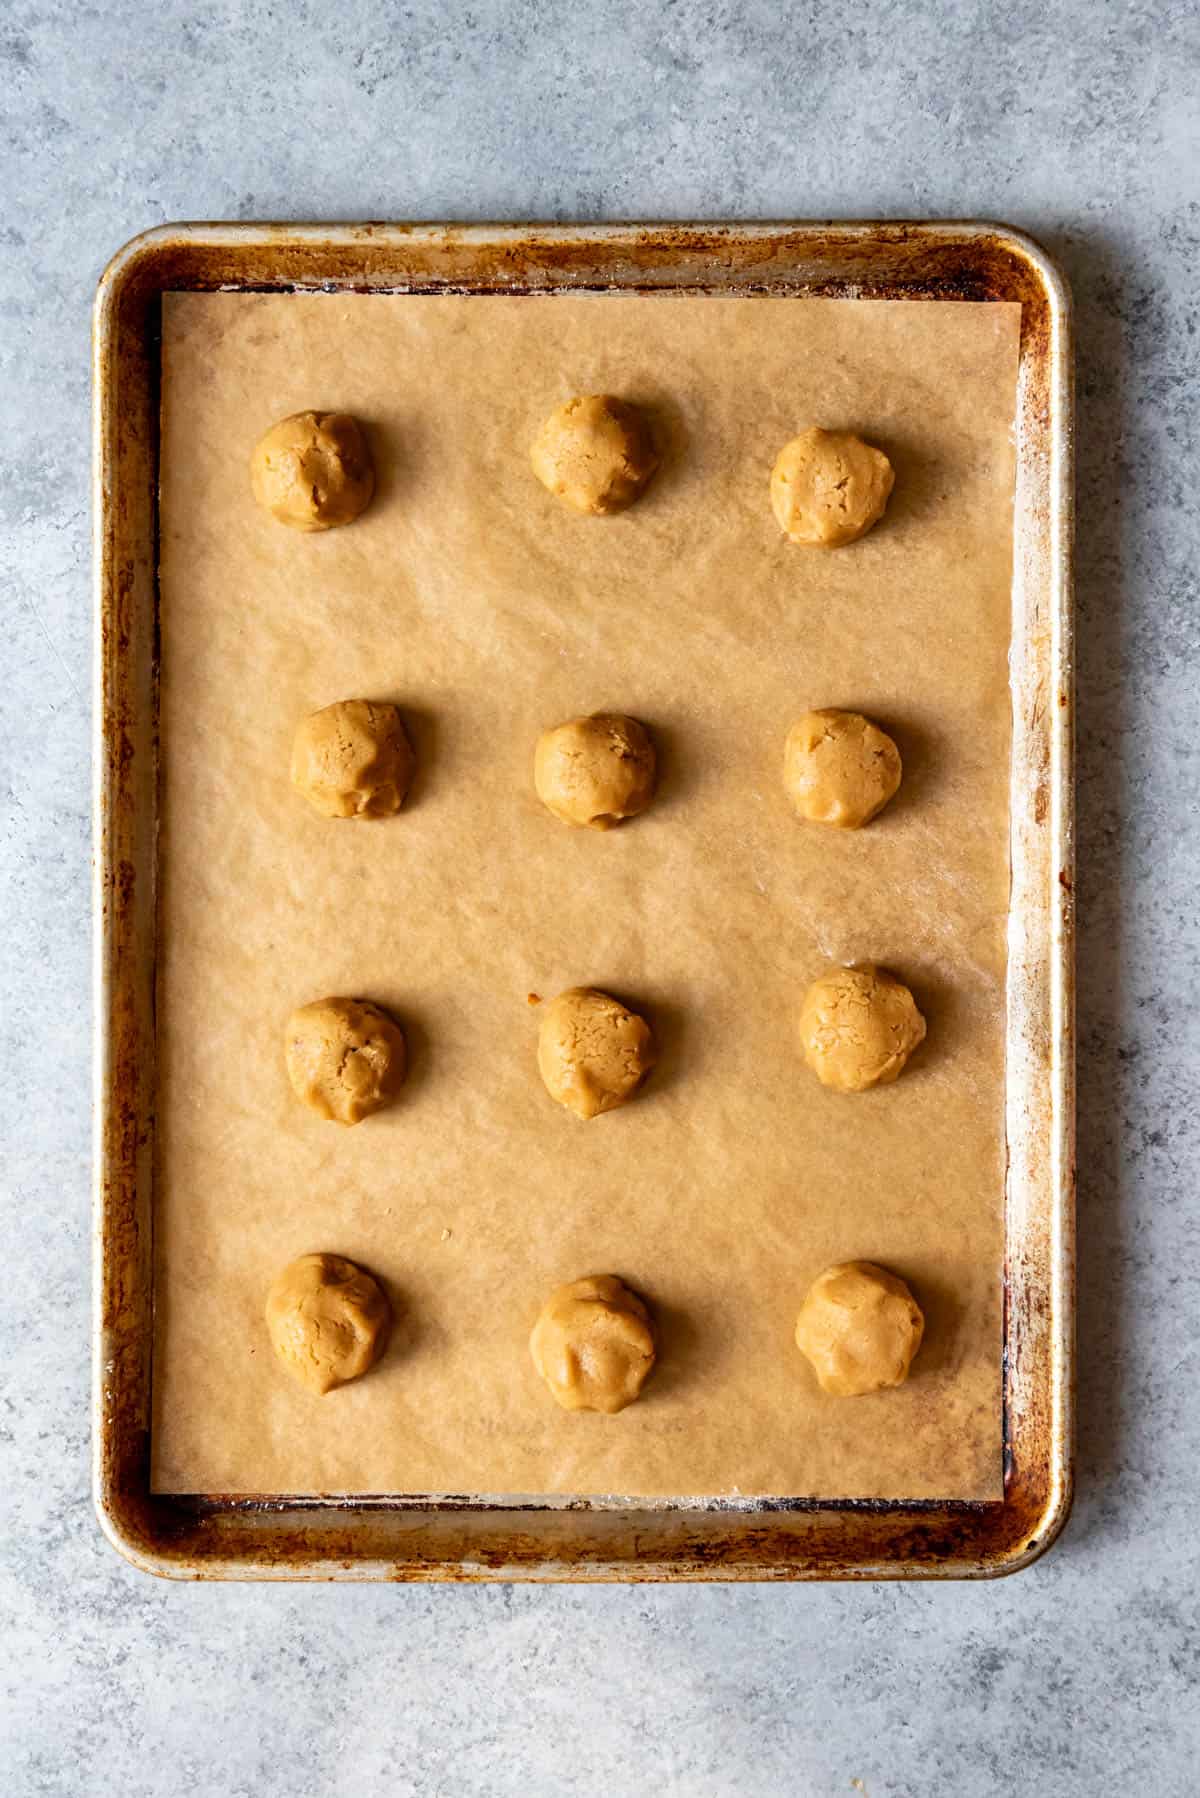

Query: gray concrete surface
[[2, 1, 1198, 1792]]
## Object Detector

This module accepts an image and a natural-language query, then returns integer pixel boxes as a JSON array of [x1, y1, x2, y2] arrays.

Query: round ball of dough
[[770, 427, 894, 547], [530, 1274, 656, 1413], [534, 713, 656, 829], [783, 709, 902, 829], [537, 987, 656, 1120], [530, 395, 659, 515], [795, 1261, 924, 1397], [291, 699, 415, 820], [799, 964, 926, 1092], [265, 1252, 390, 1395], [250, 410, 374, 531], [285, 997, 406, 1125]]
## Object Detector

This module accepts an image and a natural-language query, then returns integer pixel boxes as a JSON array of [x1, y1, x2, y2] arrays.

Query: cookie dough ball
[[530, 395, 659, 515], [537, 987, 656, 1120], [250, 410, 375, 531], [799, 964, 926, 1092], [784, 709, 902, 829], [770, 427, 894, 547], [285, 997, 406, 1125], [530, 1274, 656, 1413], [265, 1252, 390, 1395], [795, 1261, 924, 1397], [534, 713, 656, 829], [291, 699, 414, 820]]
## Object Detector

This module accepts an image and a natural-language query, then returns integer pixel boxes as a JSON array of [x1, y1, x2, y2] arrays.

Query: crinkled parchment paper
[[153, 292, 1019, 1498]]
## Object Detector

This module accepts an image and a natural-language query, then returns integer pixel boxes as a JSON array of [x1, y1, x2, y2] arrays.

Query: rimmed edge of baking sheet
[[93, 220, 1073, 1581]]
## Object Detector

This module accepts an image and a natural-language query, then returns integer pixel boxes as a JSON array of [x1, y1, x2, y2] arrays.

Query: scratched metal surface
[[92, 221, 1073, 1581]]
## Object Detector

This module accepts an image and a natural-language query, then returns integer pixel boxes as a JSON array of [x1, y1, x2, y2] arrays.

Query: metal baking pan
[[93, 222, 1074, 1580]]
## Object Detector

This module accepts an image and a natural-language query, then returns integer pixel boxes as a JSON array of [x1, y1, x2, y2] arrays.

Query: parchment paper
[[154, 291, 1019, 1499]]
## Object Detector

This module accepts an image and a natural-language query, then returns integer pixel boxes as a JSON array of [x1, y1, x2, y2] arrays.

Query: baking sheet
[[153, 290, 1019, 1500]]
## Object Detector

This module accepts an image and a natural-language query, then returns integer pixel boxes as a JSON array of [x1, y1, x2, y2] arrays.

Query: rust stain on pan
[[93, 222, 1074, 1581]]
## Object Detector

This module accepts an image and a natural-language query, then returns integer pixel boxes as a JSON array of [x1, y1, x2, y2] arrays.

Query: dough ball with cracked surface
[[285, 997, 406, 1125], [784, 708, 902, 829], [530, 1274, 656, 1413], [530, 395, 659, 515], [795, 1261, 924, 1397], [770, 426, 894, 547], [537, 987, 656, 1120], [799, 964, 925, 1092], [265, 1252, 390, 1395], [250, 410, 375, 531], [534, 712, 656, 829], [291, 699, 414, 820]]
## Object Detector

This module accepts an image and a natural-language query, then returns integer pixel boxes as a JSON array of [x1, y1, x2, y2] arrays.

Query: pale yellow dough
[[264, 1252, 390, 1395], [530, 1274, 657, 1413], [291, 699, 414, 820], [770, 426, 894, 547], [537, 987, 656, 1119], [799, 964, 926, 1092], [795, 1261, 924, 1397], [530, 394, 659, 514], [534, 712, 656, 829], [285, 997, 407, 1125], [249, 410, 375, 531], [783, 708, 902, 828]]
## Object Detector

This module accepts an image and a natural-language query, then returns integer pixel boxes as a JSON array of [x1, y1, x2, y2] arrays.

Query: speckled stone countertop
[[2, 2, 1198, 1792]]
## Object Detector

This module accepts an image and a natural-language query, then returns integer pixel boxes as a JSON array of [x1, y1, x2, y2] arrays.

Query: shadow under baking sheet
[[1031, 222, 1131, 1555]]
